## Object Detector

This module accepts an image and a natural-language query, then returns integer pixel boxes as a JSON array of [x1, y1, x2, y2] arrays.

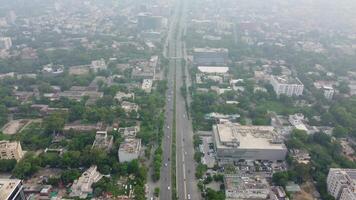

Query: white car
[[168, 186, 171, 190], [187, 194, 191, 199], [164, 163, 168, 167]]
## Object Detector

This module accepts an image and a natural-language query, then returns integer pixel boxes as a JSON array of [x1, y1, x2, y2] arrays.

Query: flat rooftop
[[194, 48, 228, 53], [198, 66, 229, 73], [0, 179, 21, 200], [272, 75, 303, 85], [214, 124, 285, 150]]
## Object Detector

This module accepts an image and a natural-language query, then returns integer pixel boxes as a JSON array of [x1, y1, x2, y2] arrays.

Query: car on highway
[[168, 186, 171, 190], [187, 194, 191, 199], [164, 163, 168, 167]]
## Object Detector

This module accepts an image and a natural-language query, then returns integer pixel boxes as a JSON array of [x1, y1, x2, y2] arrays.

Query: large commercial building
[[193, 48, 228, 66], [327, 168, 356, 200], [270, 75, 304, 97], [0, 141, 24, 161], [0, 179, 26, 200], [70, 166, 103, 199], [118, 139, 141, 162], [212, 124, 287, 163], [137, 13, 163, 31]]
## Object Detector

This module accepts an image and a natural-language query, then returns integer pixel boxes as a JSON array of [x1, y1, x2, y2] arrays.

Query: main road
[[160, 0, 200, 199]]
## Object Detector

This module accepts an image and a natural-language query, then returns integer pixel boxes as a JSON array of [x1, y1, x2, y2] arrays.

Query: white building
[[197, 66, 229, 74], [0, 37, 12, 50], [288, 113, 308, 132], [121, 101, 139, 113], [270, 75, 304, 97], [142, 79, 153, 93], [212, 123, 287, 163], [118, 139, 141, 162], [0, 179, 26, 200], [90, 59, 107, 72], [327, 168, 356, 200], [70, 166, 103, 199], [323, 85, 334, 100]]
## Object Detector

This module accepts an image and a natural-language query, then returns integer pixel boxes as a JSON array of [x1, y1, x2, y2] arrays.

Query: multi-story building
[[0, 179, 26, 200], [327, 168, 356, 200], [0, 37, 12, 50], [118, 139, 141, 162], [137, 13, 162, 31], [0, 141, 24, 161], [193, 48, 228, 66], [270, 75, 304, 97], [92, 131, 113, 152], [90, 59, 107, 73], [141, 79, 153, 93], [70, 166, 103, 199], [212, 123, 287, 163], [323, 85, 334, 100]]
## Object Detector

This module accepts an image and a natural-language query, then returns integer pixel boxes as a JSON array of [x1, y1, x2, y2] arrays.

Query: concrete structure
[[224, 174, 270, 200], [197, 66, 229, 74], [270, 75, 304, 97], [0, 37, 12, 50], [92, 131, 113, 152], [118, 139, 141, 162], [288, 113, 308, 132], [193, 48, 228, 66], [90, 59, 107, 73], [212, 124, 287, 163], [121, 101, 139, 113], [137, 13, 162, 31], [114, 92, 134, 102], [327, 168, 356, 200], [0, 140, 24, 161], [118, 126, 140, 138], [323, 85, 334, 100], [0, 179, 26, 200], [142, 79, 153, 93], [70, 166, 103, 199]]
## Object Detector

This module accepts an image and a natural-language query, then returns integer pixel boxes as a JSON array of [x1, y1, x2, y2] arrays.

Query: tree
[[0, 159, 16, 172], [44, 112, 66, 134], [61, 169, 81, 184]]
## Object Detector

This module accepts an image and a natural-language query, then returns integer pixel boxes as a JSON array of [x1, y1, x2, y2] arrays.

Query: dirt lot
[[293, 182, 319, 200], [1, 119, 29, 134]]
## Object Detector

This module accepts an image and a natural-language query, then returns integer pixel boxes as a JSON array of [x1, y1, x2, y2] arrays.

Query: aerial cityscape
[[1, 0, 356, 200]]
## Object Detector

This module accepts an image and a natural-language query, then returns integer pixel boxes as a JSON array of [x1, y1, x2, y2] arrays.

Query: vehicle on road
[[168, 186, 171, 190], [187, 194, 191, 199], [164, 163, 168, 167]]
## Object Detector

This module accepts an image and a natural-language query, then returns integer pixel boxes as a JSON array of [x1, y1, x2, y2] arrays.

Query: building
[[118, 126, 140, 138], [114, 92, 135, 102], [288, 113, 308, 132], [323, 85, 334, 100], [70, 166, 103, 199], [224, 174, 270, 200], [118, 139, 141, 162], [121, 101, 139, 113], [137, 13, 162, 31], [212, 124, 287, 163], [141, 79, 153, 93], [193, 48, 228, 66], [92, 131, 113, 152], [197, 66, 229, 74], [0, 179, 26, 200], [270, 75, 304, 97], [90, 59, 107, 73], [327, 168, 356, 200], [0, 141, 24, 161], [0, 37, 12, 50]]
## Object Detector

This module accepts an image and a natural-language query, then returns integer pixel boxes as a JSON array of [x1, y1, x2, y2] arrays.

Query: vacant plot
[[293, 182, 319, 200], [1, 119, 29, 135]]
